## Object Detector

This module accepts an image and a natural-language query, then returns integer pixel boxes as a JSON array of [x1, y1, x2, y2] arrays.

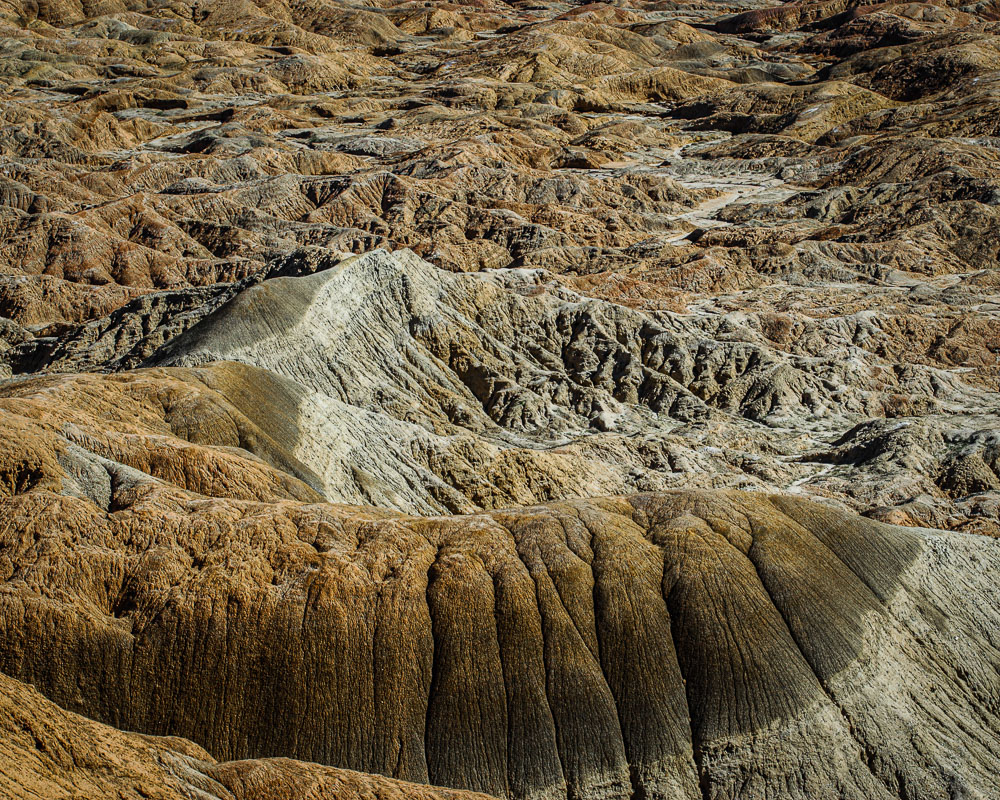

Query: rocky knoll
[[1, 395, 999, 798]]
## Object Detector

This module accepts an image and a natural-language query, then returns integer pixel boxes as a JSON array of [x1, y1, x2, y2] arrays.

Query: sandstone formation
[[2, 0, 1000, 797]]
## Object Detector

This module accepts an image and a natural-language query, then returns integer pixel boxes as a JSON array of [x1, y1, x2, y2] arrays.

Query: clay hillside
[[1, 0, 999, 797]]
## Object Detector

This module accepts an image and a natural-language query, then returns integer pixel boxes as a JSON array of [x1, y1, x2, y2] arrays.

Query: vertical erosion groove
[[741, 519, 893, 796], [502, 510, 629, 800], [490, 520, 565, 800], [586, 508, 700, 800], [423, 538, 508, 797], [371, 537, 436, 784]]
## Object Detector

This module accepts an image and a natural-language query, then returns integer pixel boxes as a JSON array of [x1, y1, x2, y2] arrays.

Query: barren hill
[[2, 0, 1000, 796]]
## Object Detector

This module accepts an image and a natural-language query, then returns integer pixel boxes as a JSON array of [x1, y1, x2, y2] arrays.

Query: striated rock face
[[1, 379, 999, 798], [0, 671, 494, 800], [2, 0, 1000, 797], [1, 405, 1000, 799], [142, 248, 999, 525], [4, 247, 998, 524]]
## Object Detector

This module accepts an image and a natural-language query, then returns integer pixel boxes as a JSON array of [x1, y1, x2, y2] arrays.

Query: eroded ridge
[[1, 0, 1000, 531], [1, 393, 999, 799], [3, 0, 1000, 796], [11, 248, 996, 526]]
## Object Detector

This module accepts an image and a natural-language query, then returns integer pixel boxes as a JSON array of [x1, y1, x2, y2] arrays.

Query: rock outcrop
[[2, 0, 999, 527], [4, 247, 997, 524]]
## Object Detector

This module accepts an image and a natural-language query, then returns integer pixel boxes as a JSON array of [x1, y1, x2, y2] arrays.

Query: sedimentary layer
[[2, 0, 1000, 796]]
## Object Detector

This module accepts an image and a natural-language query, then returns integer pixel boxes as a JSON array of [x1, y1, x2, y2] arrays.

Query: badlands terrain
[[1, 0, 1000, 796]]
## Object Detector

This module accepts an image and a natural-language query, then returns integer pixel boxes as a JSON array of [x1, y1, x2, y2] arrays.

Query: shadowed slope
[[0, 671, 495, 800]]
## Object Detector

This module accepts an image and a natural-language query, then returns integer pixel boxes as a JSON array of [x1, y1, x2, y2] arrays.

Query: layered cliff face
[[2, 0, 1000, 797]]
